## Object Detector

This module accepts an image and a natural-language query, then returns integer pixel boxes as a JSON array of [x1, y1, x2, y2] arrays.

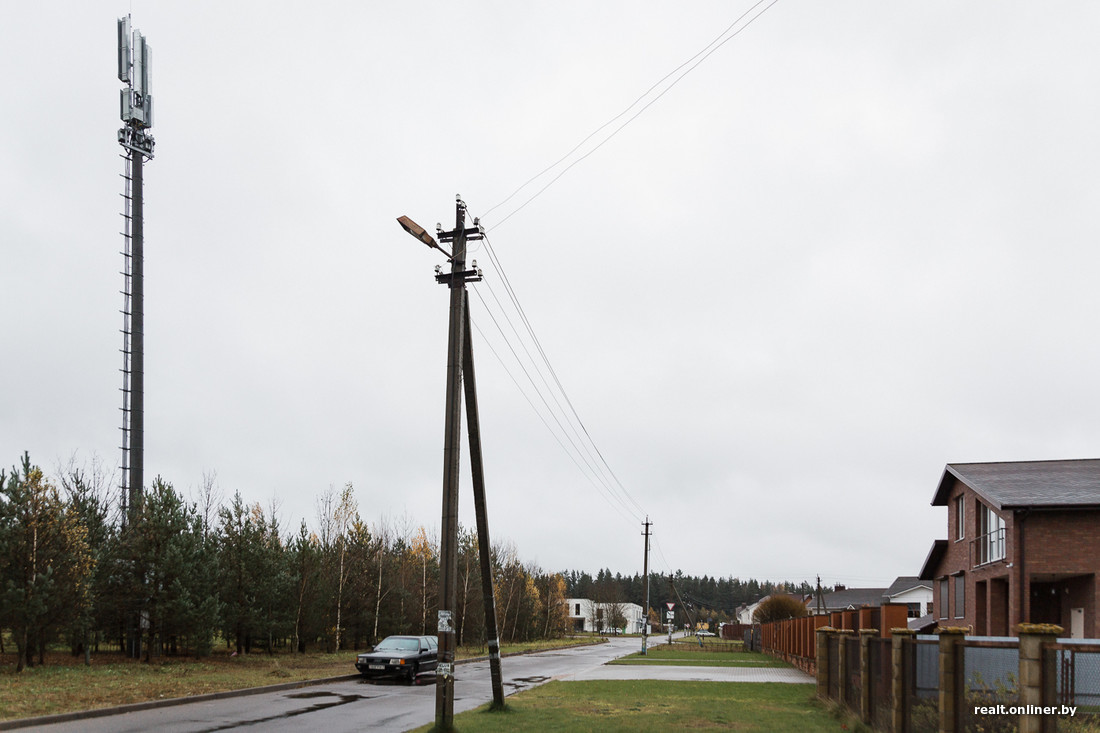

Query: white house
[[737, 599, 764, 625], [883, 577, 933, 619], [564, 598, 645, 634]]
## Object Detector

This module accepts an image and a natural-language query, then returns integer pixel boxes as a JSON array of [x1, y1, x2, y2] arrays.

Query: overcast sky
[[4, 2, 1099, 590]]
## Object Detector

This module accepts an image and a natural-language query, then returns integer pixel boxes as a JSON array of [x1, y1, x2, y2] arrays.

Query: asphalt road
[[27, 636, 663, 733]]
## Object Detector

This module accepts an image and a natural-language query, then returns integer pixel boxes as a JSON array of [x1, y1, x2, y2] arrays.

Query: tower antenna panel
[[117, 16, 131, 83]]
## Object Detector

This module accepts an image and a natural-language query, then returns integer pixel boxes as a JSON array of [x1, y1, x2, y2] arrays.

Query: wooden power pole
[[641, 518, 651, 655], [398, 196, 504, 730]]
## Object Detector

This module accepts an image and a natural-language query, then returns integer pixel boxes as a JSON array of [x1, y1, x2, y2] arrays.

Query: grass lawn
[[411, 680, 854, 732], [0, 637, 601, 722], [610, 644, 786, 668]]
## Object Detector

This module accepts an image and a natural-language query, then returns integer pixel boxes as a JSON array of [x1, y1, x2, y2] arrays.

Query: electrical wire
[[468, 316, 641, 528], [484, 0, 782, 231], [470, 287, 642, 525], [470, 221, 650, 523], [476, 226, 647, 518], [459, 207, 650, 529]]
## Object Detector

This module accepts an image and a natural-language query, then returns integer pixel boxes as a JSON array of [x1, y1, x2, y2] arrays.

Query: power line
[[468, 311, 641, 528], [484, 0, 782, 231], [457, 203, 652, 529], [470, 287, 639, 521], [474, 224, 648, 519]]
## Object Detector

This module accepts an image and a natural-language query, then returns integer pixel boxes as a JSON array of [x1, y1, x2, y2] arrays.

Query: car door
[[421, 636, 438, 671]]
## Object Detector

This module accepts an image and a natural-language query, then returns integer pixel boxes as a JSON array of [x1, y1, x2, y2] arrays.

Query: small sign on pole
[[666, 602, 675, 611]]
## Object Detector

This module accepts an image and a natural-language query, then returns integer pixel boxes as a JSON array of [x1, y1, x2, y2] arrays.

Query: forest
[[0, 453, 570, 672], [1, 451, 814, 673], [563, 569, 814, 628]]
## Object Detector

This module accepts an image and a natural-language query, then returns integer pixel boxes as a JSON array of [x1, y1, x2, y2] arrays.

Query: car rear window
[[375, 637, 420, 652]]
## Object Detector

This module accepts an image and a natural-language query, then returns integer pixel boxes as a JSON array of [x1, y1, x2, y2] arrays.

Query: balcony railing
[[970, 527, 1006, 567]]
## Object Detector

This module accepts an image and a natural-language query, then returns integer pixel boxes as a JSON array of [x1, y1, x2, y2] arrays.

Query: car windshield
[[374, 637, 420, 652]]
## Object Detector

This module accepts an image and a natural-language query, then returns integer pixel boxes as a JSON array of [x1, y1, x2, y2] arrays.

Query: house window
[[939, 579, 949, 619], [575, 603, 581, 616], [954, 495, 965, 540], [954, 575, 965, 619], [907, 603, 921, 618], [977, 503, 1006, 564]]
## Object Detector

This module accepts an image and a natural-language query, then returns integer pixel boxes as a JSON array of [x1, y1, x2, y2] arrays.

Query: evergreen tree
[[0, 454, 93, 671]]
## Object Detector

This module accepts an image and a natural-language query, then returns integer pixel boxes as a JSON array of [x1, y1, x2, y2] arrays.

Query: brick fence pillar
[[836, 629, 854, 707], [816, 626, 835, 699], [938, 626, 967, 733], [1017, 623, 1062, 733], [891, 628, 915, 733], [860, 628, 878, 724]]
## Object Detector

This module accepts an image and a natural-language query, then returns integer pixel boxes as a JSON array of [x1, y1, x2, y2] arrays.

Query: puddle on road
[[505, 675, 550, 689], [193, 690, 372, 731]]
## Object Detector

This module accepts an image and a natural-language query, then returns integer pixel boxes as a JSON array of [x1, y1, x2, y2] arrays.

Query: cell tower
[[117, 16, 154, 523]]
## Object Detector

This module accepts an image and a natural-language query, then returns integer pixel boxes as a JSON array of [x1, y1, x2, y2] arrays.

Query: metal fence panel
[[1048, 644, 1100, 731], [959, 642, 1019, 733], [906, 639, 940, 733], [845, 635, 862, 714], [869, 637, 892, 731]]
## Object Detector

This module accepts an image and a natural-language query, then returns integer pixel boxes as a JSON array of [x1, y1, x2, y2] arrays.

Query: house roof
[[918, 540, 948, 580], [819, 588, 887, 610], [883, 576, 929, 598], [931, 459, 1100, 510], [908, 613, 937, 633]]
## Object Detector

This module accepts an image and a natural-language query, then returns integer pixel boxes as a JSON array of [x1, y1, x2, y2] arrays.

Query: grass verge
[[609, 646, 787, 667], [0, 636, 601, 722], [411, 680, 853, 732]]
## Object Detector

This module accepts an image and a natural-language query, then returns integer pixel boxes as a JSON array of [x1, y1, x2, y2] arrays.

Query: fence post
[[891, 628, 915, 733], [860, 628, 877, 724], [816, 626, 835, 699], [837, 629, 854, 707], [1017, 623, 1062, 733], [937, 626, 966, 733]]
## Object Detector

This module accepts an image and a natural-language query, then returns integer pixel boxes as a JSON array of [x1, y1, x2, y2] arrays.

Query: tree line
[[0, 453, 570, 672], [563, 568, 814, 627]]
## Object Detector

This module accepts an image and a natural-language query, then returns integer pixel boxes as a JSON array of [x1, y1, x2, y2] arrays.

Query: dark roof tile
[[932, 459, 1100, 509]]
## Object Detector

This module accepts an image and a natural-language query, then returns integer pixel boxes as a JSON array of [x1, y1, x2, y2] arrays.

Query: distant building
[[739, 593, 812, 624], [919, 459, 1100, 638], [564, 598, 645, 634], [808, 577, 932, 619]]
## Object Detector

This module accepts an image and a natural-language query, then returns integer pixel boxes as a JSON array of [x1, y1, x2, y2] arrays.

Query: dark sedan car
[[355, 635, 438, 682]]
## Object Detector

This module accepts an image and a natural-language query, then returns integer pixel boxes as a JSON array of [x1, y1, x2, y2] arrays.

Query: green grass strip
[[413, 680, 848, 732]]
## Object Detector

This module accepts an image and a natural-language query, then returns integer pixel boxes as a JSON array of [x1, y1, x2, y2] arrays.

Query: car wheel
[[407, 664, 418, 684]]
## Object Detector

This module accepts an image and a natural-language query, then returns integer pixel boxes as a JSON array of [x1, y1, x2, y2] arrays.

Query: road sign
[[666, 611, 674, 620], [666, 602, 675, 610]]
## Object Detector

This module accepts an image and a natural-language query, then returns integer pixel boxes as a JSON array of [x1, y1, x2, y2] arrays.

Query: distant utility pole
[[116, 15, 155, 526], [397, 196, 503, 730], [641, 518, 651, 655]]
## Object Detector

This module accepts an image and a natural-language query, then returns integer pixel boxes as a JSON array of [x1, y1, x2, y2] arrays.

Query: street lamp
[[397, 215, 452, 259]]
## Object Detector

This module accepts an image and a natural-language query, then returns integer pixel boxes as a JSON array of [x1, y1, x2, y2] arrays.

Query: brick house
[[918, 459, 1100, 638]]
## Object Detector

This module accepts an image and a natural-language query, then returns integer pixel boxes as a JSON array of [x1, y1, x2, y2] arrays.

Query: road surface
[[28, 636, 661, 733]]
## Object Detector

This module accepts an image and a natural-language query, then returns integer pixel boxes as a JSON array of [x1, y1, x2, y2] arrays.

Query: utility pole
[[462, 291, 505, 709], [398, 196, 503, 730], [435, 197, 470, 729], [641, 518, 651, 655]]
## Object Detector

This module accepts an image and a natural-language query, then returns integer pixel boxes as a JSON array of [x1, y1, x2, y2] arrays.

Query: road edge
[[0, 638, 611, 730]]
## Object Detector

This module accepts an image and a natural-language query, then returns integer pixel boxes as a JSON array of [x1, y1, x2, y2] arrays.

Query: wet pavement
[[13, 636, 811, 732]]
